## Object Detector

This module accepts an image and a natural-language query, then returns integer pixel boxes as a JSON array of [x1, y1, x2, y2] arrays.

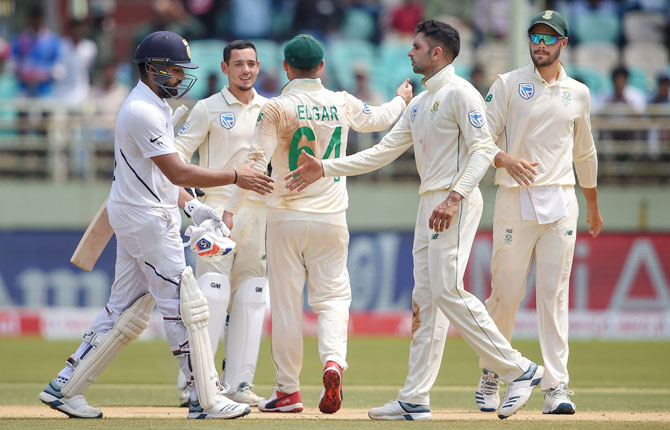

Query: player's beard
[[530, 45, 562, 68]]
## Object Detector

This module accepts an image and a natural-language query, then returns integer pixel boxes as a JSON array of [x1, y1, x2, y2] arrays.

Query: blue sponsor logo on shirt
[[362, 103, 372, 114], [410, 104, 419, 122], [220, 112, 236, 129], [178, 122, 190, 136], [519, 83, 534, 99]]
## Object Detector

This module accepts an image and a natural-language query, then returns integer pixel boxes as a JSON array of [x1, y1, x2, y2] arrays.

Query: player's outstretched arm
[[152, 153, 274, 193], [284, 151, 324, 191], [494, 152, 539, 186]]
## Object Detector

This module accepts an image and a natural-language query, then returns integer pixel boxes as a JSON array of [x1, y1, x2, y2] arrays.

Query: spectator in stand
[[388, 0, 423, 37], [601, 66, 647, 113], [11, 6, 63, 98], [90, 60, 130, 137], [469, 63, 488, 96], [352, 62, 384, 106], [256, 70, 280, 98], [132, 0, 206, 60], [473, 0, 510, 41], [291, 0, 344, 41], [10, 6, 63, 134], [599, 66, 648, 164], [229, 0, 274, 39], [650, 73, 670, 104], [55, 18, 98, 108]]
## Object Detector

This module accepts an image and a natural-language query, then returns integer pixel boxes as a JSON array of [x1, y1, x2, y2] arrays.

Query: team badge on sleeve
[[519, 83, 535, 99], [220, 112, 236, 129], [178, 121, 190, 136], [468, 110, 485, 128], [362, 103, 372, 114]]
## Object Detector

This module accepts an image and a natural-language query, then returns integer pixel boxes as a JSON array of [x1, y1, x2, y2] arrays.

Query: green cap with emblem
[[284, 34, 324, 68], [528, 10, 569, 37]]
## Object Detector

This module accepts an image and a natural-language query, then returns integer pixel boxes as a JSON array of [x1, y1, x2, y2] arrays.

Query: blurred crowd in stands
[[0, 0, 668, 182]]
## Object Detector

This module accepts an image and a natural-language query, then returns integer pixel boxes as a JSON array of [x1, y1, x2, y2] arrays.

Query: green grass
[[1, 337, 669, 428]]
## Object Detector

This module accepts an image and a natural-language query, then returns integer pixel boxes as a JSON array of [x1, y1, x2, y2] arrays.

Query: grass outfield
[[1, 337, 669, 429]]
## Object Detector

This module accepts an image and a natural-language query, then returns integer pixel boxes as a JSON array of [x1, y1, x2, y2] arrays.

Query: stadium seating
[[574, 43, 620, 76], [623, 11, 667, 43], [623, 42, 669, 82], [188, 39, 227, 99], [573, 11, 620, 44]]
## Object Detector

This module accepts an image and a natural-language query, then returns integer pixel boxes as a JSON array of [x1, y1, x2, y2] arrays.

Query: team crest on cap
[[519, 83, 535, 99], [543, 10, 554, 19], [410, 104, 419, 122], [182, 39, 192, 59], [468, 110, 485, 128], [220, 112, 235, 129]]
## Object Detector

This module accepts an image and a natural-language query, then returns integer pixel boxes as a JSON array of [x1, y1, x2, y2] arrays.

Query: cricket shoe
[[258, 390, 303, 413], [497, 362, 544, 419], [187, 393, 251, 419], [226, 382, 265, 406], [543, 384, 576, 414], [475, 368, 501, 412], [38, 378, 103, 418], [368, 400, 432, 421], [319, 361, 343, 414]]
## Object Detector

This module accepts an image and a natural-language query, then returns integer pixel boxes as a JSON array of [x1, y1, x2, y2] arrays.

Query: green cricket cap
[[528, 10, 569, 37], [284, 34, 324, 68]]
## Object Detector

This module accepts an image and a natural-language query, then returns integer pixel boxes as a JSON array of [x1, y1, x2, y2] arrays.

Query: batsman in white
[[222, 34, 413, 414], [37, 31, 273, 419], [287, 20, 543, 421], [174, 39, 269, 407], [474, 10, 602, 415]]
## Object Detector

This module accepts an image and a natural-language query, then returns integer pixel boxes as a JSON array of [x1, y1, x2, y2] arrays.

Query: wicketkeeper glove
[[183, 199, 230, 236], [184, 220, 236, 257]]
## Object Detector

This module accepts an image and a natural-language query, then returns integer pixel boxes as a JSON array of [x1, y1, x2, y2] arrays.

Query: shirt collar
[[136, 80, 170, 110], [526, 62, 568, 86], [221, 86, 263, 107], [422, 64, 455, 93], [281, 78, 323, 95]]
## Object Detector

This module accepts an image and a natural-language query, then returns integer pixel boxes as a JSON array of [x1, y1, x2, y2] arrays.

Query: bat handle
[[172, 105, 188, 123]]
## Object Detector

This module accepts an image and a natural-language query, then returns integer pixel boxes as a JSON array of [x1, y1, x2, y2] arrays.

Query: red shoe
[[258, 390, 303, 413], [319, 361, 343, 414]]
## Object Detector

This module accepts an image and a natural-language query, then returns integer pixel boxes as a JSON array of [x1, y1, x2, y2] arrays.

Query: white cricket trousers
[[399, 188, 531, 405], [265, 208, 351, 394], [484, 186, 578, 391]]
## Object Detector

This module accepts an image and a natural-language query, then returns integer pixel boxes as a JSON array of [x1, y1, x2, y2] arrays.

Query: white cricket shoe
[[475, 368, 501, 412], [187, 392, 251, 419], [543, 384, 576, 414], [497, 363, 544, 419], [226, 382, 265, 406], [368, 400, 432, 421], [38, 379, 103, 418]]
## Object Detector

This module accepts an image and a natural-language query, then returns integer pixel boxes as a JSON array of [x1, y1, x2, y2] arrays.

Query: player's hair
[[223, 40, 257, 64], [415, 19, 460, 60], [289, 64, 321, 76]]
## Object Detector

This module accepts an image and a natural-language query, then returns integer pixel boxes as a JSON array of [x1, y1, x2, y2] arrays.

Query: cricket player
[[286, 20, 543, 421], [222, 34, 413, 414], [474, 10, 602, 415], [37, 31, 273, 419], [174, 40, 268, 406]]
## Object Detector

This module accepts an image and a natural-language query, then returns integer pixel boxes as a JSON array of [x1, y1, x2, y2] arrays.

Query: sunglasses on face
[[529, 33, 564, 45]]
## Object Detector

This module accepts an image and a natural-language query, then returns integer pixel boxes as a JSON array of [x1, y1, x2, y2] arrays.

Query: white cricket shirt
[[109, 81, 178, 208], [175, 86, 267, 203], [485, 63, 598, 189], [322, 64, 500, 199], [226, 78, 406, 215]]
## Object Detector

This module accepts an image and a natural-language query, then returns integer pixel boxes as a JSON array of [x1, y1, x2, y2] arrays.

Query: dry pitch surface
[[3, 406, 670, 422]]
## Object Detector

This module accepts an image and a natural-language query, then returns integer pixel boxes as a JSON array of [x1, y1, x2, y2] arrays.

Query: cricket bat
[[70, 198, 113, 271], [70, 105, 190, 271]]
